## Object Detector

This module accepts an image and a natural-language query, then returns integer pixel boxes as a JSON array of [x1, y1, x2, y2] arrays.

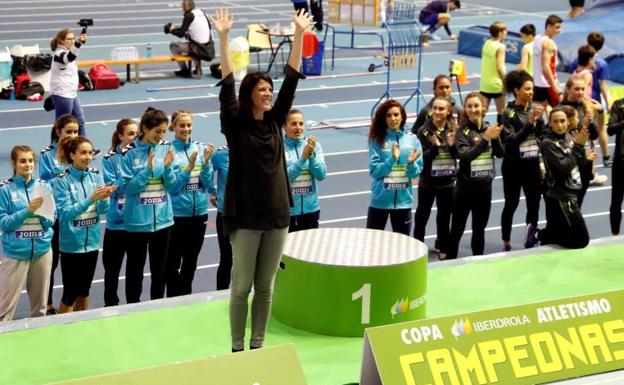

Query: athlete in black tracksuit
[[500, 101, 544, 250], [560, 100, 598, 208], [413, 113, 457, 258], [608, 98, 624, 234], [537, 110, 590, 249], [446, 94, 504, 259]]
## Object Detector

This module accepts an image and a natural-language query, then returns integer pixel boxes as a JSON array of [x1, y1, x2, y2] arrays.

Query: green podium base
[[272, 228, 428, 337]]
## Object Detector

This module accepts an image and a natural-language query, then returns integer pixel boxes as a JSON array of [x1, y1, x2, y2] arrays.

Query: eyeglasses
[[65, 37, 75, 41]]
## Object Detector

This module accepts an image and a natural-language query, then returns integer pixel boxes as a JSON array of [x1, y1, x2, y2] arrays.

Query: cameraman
[[49, 28, 87, 136], [165, 0, 213, 79]]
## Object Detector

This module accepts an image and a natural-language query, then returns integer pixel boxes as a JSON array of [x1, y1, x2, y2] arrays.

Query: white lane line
[[40, 208, 619, 294]]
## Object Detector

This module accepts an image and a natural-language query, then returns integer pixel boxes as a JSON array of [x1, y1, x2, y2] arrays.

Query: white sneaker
[[590, 174, 608, 185], [429, 33, 442, 41]]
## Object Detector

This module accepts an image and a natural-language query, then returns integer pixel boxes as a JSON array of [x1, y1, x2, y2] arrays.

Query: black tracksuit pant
[[125, 226, 172, 303], [610, 158, 624, 234], [102, 228, 129, 306], [413, 185, 453, 252], [366, 207, 412, 235], [47, 220, 60, 306], [539, 195, 589, 249], [447, 181, 492, 259], [500, 160, 541, 242], [216, 212, 233, 290], [166, 215, 208, 297]]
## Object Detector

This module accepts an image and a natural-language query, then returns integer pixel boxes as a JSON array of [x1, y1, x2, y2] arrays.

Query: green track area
[[2, 243, 623, 385]]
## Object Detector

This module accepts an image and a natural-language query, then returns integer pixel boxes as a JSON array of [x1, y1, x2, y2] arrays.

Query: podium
[[272, 228, 428, 337]]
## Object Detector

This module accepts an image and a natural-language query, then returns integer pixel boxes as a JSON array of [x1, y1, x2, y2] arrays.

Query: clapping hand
[[203, 144, 215, 165], [28, 197, 43, 213], [164, 149, 174, 168], [484, 124, 502, 141], [407, 150, 421, 164], [302, 136, 317, 159]]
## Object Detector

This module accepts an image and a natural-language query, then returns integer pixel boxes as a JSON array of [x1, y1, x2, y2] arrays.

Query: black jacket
[[218, 65, 303, 236], [607, 98, 624, 161], [454, 120, 505, 190], [540, 129, 588, 201], [411, 97, 463, 134], [417, 119, 458, 189], [500, 101, 544, 166]]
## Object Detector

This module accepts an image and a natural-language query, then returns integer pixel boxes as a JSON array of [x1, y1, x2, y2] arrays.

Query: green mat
[[2, 244, 624, 385]]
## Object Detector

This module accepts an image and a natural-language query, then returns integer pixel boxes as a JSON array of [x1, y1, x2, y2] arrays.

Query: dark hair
[[50, 28, 73, 51], [430, 96, 453, 120], [139, 107, 169, 137], [369, 100, 406, 147], [520, 24, 536, 36], [237, 72, 274, 119], [288, 109, 304, 118], [577, 45, 596, 66], [58, 136, 92, 165], [433, 74, 451, 93], [50, 114, 79, 143], [460, 92, 487, 125], [111, 118, 136, 151], [587, 32, 605, 51], [489, 22, 506, 38], [545, 15, 563, 28], [449, 0, 461, 8], [504, 70, 533, 96], [169, 109, 193, 131], [11, 145, 35, 168], [559, 105, 577, 121]]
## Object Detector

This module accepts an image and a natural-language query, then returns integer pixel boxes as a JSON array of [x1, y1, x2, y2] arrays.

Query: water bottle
[[146, 43, 153, 59], [9, 87, 15, 100]]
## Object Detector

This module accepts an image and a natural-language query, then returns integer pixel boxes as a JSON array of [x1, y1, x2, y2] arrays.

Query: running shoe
[[503, 243, 512, 252], [590, 173, 608, 186], [603, 156, 613, 168], [524, 224, 539, 248]]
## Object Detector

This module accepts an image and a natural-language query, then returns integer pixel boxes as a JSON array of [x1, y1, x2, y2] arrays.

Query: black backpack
[[17, 80, 44, 100], [78, 70, 93, 91], [23, 53, 52, 72]]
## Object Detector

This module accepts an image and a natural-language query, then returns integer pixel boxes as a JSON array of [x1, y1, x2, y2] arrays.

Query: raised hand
[[187, 151, 198, 172], [407, 150, 421, 164], [210, 8, 234, 36], [293, 8, 313, 33], [164, 149, 174, 168], [528, 105, 545, 124], [28, 197, 43, 213]]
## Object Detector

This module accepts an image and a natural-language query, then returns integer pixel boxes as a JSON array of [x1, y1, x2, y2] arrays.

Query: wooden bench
[[77, 55, 193, 83]]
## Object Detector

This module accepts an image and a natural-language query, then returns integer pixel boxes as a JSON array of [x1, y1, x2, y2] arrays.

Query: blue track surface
[[1, 0, 617, 319]]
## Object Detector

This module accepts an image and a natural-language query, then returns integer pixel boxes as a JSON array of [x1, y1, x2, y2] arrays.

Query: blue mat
[[458, 0, 624, 83]]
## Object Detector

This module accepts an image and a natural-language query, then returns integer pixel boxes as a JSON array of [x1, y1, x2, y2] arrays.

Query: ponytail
[[58, 136, 91, 165], [111, 118, 136, 151]]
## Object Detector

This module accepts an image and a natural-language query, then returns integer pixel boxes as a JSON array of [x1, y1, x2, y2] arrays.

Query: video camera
[[77, 19, 93, 34], [164, 22, 172, 34]]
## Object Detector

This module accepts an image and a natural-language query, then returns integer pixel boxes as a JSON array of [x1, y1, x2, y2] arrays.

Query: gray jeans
[[229, 227, 288, 350]]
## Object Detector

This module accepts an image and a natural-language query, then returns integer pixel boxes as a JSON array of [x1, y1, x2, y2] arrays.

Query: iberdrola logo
[[451, 318, 473, 339], [390, 297, 410, 318]]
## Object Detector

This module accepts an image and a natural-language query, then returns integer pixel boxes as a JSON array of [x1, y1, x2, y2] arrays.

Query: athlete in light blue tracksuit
[[283, 109, 327, 232], [38, 114, 79, 314], [53, 137, 114, 312], [210, 145, 231, 290], [101, 118, 138, 306], [165, 109, 216, 297], [0, 145, 55, 321], [367, 100, 423, 235], [119, 108, 177, 303]]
